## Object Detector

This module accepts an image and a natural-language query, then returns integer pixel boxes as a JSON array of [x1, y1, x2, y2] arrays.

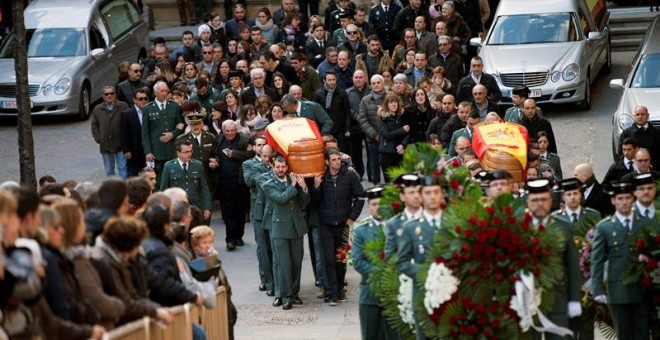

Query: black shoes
[[339, 292, 348, 302], [227, 242, 236, 251], [266, 290, 274, 297], [272, 298, 282, 307], [259, 283, 267, 291], [282, 302, 293, 310], [236, 239, 245, 246], [292, 296, 303, 305]]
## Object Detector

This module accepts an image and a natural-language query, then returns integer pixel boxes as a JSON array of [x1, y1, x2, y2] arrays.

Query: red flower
[[479, 220, 489, 228], [435, 257, 443, 264], [642, 276, 653, 286], [450, 179, 460, 190], [345, 243, 351, 251], [338, 251, 346, 261], [538, 224, 545, 232], [433, 170, 442, 177], [523, 213, 533, 223], [469, 267, 477, 274], [469, 279, 476, 287], [488, 301, 500, 313], [451, 158, 460, 167], [490, 319, 501, 328], [636, 239, 646, 250], [467, 325, 479, 335], [468, 215, 478, 225], [474, 304, 486, 314], [455, 226, 462, 234], [463, 298, 473, 310], [477, 232, 488, 243], [496, 253, 507, 263], [521, 222, 530, 231], [485, 206, 496, 214], [492, 216, 502, 225], [503, 206, 513, 215], [462, 244, 470, 252], [464, 229, 474, 238], [507, 217, 517, 225], [391, 201, 401, 210], [494, 273, 505, 281], [655, 235, 660, 243], [533, 267, 541, 276], [532, 237, 539, 246], [379, 251, 385, 261], [477, 316, 488, 325], [452, 252, 461, 261], [449, 316, 458, 324]]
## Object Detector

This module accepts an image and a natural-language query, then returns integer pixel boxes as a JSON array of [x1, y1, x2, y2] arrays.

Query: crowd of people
[[2, 0, 660, 338]]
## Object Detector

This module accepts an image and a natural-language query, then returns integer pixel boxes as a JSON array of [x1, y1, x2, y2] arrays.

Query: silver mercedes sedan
[[0, 0, 148, 120], [471, 0, 610, 110], [610, 15, 660, 160]]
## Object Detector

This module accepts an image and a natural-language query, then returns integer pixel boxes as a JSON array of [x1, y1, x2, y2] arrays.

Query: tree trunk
[[13, 0, 37, 190]]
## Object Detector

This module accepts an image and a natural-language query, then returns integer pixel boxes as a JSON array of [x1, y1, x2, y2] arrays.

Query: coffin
[[265, 117, 325, 177], [472, 122, 529, 183], [287, 138, 326, 177], [481, 150, 525, 183]]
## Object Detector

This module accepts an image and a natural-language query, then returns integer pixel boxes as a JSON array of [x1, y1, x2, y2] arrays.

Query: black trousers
[[218, 180, 249, 243], [349, 132, 365, 179], [298, 0, 319, 16], [366, 142, 380, 184], [154, 159, 166, 189], [126, 155, 146, 177], [320, 224, 348, 298], [379, 152, 402, 183]]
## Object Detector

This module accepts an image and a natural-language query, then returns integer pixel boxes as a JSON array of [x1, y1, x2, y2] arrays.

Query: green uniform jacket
[[396, 216, 444, 279], [544, 215, 582, 315], [591, 214, 651, 304], [552, 206, 602, 225], [352, 218, 382, 306], [384, 212, 413, 261], [300, 66, 321, 101], [541, 152, 563, 180], [260, 174, 310, 239], [243, 158, 270, 221], [176, 131, 218, 190], [189, 90, 222, 115], [257, 172, 273, 229], [447, 127, 472, 157], [160, 158, 212, 211], [298, 100, 334, 134], [141, 100, 184, 161], [504, 106, 542, 123]]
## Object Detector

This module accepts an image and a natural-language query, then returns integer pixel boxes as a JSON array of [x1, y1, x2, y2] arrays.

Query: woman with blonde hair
[[377, 93, 409, 182], [52, 199, 125, 328]]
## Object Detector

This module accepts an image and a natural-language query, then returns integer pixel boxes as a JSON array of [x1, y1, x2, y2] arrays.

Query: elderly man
[[288, 85, 304, 100], [335, 50, 354, 90], [92, 85, 130, 179], [448, 110, 479, 157], [280, 94, 333, 134], [290, 52, 320, 100], [116, 63, 148, 107], [574, 163, 613, 217], [358, 74, 387, 185], [346, 70, 370, 178], [471, 84, 500, 119], [618, 105, 660, 169], [142, 81, 185, 185], [456, 56, 502, 103], [241, 68, 278, 106], [428, 35, 464, 87], [448, 136, 472, 166], [209, 120, 255, 251]]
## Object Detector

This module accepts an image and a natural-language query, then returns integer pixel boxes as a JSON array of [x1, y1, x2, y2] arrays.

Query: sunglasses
[[203, 51, 213, 54], [346, 31, 358, 35], [103, 92, 115, 96], [131, 69, 142, 73], [136, 97, 149, 101]]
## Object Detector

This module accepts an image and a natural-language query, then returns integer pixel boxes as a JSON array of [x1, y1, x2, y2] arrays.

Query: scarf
[[372, 89, 385, 100], [284, 25, 298, 45], [323, 83, 335, 109], [582, 174, 595, 189], [255, 19, 274, 31]]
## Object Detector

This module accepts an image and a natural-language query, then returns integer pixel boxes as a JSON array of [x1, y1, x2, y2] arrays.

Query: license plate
[[2, 101, 16, 109], [529, 89, 542, 98]]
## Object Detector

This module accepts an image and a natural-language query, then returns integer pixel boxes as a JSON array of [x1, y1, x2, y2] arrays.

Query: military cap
[[393, 173, 423, 188], [524, 178, 551, 194], [254, 118, 270, 131], [603, 181, 635, 196], [366, 186, 385, 200], [554, 178, 582, 193], [338, 10, 353, 19], [632, 172, 655, 187], [512, 86, 531, 96], [185, 112, 205, 125], [486, 170, 512, 182]]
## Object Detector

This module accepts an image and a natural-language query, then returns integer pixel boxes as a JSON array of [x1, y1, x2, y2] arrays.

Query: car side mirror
[[469, 37, 482, 47], [90, 48, 105, 58], [587, 32, 602, 40], [609, 79, 624, 89]]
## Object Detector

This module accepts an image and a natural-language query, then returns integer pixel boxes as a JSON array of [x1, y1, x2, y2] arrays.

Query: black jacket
[[317, 164, 365, 226], [619, 124, 660, 169], [305, 38, 333, 68], [602, 157, 634, 185], [440, 114, 466, 148], [520, 115, 557, 154], [455, 72, 502, 103], [120, 107, 146, 171], [141, 236, 198, 306], [314, 86, 351, 134], [402, 106, 432, 145], [583, 180, 614, 217], [240, 85, 278, 106], [84, 207, 117, 245], [116, 79, 149, 107], [378, 113, 408, 154], [427, 109, 455, 140]]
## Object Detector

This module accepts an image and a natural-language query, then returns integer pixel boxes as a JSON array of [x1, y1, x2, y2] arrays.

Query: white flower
[[423, 262, 460, 315], [398, 274, 415, 327], [509, 283, 542, 331], [651, 266, 660, 285]]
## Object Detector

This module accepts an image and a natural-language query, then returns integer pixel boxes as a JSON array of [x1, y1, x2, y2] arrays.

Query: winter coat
[[317, 164, 365, 226]]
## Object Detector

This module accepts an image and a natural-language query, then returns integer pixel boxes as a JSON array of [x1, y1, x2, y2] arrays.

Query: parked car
[[0, 0, 148, 120], [610, 15, 660, 160], [470, 0, 611, 110]]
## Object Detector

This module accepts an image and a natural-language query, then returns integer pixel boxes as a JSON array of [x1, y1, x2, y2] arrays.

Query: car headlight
[[617, 113, 633, 131], [550, 71, 561, 83], [42, 85, 52, 96], [562, 63, 579, 81], [54, 78, 71, 95]]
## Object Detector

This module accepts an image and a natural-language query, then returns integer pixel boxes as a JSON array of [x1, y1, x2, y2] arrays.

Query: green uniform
[[160, 158, 212, 211], [504, 105, 542, 122], [260, 173, 310, 304], [189, 90, 222, 116], [591, 214, 650, 340], [384, 211, 417, 261], [243, 158, 273, 290], [176, 130, 218, 197], [352, 218, 386, 340], [141, 100, 184, 161], [297, 100, 334, 134]]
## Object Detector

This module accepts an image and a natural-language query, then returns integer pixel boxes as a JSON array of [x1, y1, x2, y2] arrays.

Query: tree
[[12, 0, 37, 190]]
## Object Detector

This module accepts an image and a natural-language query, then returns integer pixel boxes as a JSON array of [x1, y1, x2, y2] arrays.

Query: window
[[100, 0, 141, 40], [89, 25, 107, 50]]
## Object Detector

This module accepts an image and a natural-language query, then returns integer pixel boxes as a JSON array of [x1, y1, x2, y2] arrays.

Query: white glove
[[594, 295, 608, 304], [567, 301, 582, 318]]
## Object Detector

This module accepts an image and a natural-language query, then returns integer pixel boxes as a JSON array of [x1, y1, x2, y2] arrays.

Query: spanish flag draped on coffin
[[265, 117, 326, 177], [472, 122, 529, 183]]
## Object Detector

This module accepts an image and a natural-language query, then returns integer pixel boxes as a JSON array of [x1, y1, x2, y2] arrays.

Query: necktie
[[571, 213, 578, 223], [431, 219, 437, 228], [624, 218, 631, 231], [182, 162, 188, 176], [160, 103, 165, 111], [628, 161, 634, 171], [320, 41, 324, 48], [645, 209, 650, 218], [384, 5, 388, 13]]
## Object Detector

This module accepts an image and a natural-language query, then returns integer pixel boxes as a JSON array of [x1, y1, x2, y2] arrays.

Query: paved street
[[0, 53, 633, 340]]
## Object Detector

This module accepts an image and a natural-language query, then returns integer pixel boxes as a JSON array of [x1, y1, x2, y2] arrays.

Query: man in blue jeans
[[358, 74, 386, 185]]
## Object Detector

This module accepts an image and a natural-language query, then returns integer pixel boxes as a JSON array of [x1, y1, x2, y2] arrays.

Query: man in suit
[[120, 88, 148, 177], [352, 186, 388, 339], [240, 68, 278, 106], [552, 177, 602, 340], [525, 178, 582, 340], [369, 0, 401, 54], [176, 111, 217, 207], [260, 153, 310, 310], [142, 81, 185, 186], [116, 63, 149, 107], [397, 174, 445, 340], [620, 148, 660, 182], [603, 137, 637, 185], [160, 140, 212, 220], [618, 105, 660, 169], [384, 174, 423, 261], [280, 94, 333, 134], [305, 23, 333, 69], [209, 120, 255, 250], [243, 139, 275, 296], [632, 172, 658, 219], [574, 163, 613, 217], [591, 180, 651, 340]]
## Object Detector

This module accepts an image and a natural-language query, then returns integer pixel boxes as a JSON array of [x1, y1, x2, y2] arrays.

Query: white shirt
[[635, 201, 655, 219], [136, 107, 143, 125], [372, 217, 385, 226], [532, 216, 549, 228], [295, 102, 302, 116], [615, 212, 634, 230], [564, 206, 582, 221], [191, 131, 202, 145], [177, 159, 188, 171], [404, 208, 420, 221], [583, 184, 594, 200], [155, 99, 167, 110], [422, 210, 442, 226], [470, 72, 482, 85]]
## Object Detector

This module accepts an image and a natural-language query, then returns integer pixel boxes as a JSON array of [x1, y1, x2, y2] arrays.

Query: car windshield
[[487, 13, 578, 45], [631, 53, 660, 88], [0, 28, 87, 58]]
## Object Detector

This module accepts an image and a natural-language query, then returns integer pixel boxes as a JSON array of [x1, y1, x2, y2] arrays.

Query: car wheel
[[77, 85, 90, 121], [602, 39, 612, 75], [577, 75, 591, 111]]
